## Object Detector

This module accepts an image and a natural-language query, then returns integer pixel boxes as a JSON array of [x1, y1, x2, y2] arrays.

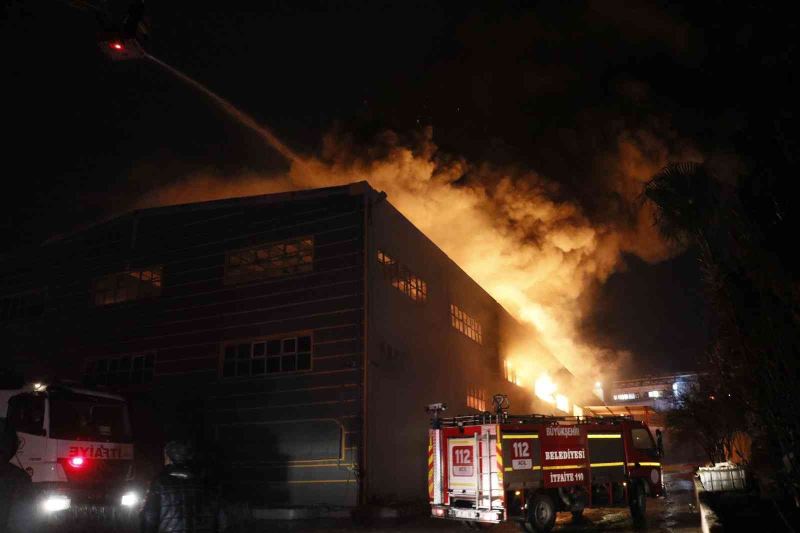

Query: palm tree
[[644, 161, 800, 507], [643, 162, 722, 247]]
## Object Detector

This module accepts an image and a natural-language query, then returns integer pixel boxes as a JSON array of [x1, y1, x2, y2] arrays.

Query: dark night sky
[[5, 0, 790, 378]]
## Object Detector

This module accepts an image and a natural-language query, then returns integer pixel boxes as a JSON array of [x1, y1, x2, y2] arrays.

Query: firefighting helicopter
[[66, 0, 150, 60]]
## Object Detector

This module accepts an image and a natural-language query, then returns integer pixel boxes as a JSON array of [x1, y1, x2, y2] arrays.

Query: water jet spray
[[144, 53, 304, 166]]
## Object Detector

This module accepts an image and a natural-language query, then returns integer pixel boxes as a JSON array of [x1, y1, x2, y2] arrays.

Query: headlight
[[121, 491, 140, 507], [42, 495, 71, 513]]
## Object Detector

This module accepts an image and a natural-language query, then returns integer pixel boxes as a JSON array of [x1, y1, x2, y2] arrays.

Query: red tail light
[[110, 42, 124, 51], [68, 456, 85, 468]]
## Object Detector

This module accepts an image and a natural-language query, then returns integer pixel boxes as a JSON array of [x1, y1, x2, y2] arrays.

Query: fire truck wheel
[[629, 481, 647, 523], [527, 493, 556, 532]]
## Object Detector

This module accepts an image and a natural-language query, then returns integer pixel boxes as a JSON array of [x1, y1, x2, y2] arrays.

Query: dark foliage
[[645, 160, 800, 504]]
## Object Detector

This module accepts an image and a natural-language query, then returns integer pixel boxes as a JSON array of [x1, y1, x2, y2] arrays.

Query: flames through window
[[377, 249, 427, 302], [91, 267, 162, 306], [450, 303, 483, 344]]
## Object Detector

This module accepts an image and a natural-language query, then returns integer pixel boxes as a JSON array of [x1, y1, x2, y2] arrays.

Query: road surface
[[260, 471, 701, 532]]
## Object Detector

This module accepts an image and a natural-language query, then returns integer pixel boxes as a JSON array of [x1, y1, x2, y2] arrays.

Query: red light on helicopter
[[68, 457, 85, 468], [99, 37, 145, 61]]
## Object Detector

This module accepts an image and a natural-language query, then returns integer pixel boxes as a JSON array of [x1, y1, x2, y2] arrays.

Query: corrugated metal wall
[[0, 186, 366, 506], [1, 182, 569, 507]]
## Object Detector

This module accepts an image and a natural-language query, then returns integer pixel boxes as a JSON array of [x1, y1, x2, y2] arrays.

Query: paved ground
[[258, 472, 701, 532], [49, 471, 701, 532]]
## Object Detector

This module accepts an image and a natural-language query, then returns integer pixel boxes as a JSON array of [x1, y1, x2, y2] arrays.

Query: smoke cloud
[[136, 124, 701, 391]]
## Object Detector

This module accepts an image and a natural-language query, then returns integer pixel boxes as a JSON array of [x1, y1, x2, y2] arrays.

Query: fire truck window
[[6, 394, 45, 435], [49, 391, 132, 443], [631, 428, 656, 450]]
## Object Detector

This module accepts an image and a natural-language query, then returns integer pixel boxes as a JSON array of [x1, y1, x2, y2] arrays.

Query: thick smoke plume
[[138, 126, 700, 392]]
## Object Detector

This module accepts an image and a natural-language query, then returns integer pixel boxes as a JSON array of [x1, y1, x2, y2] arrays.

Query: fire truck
[[427, 397, 664, 532], [0, 382, 140, 517]]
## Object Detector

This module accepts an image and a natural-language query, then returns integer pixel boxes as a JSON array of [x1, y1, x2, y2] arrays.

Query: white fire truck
[[427, 397, 664, 531], [0, 382, 140, 517]]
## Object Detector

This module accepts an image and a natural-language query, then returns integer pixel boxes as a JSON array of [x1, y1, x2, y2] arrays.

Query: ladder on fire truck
[[475, 430, 499, 511], [429, 393, 632, 430], [435, 412, 633, 428]]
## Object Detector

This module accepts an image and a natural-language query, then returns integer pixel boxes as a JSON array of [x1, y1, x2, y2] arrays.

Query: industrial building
[[585, 372, 703, 464], [0, 182, 586, 506], [608, 373, 699, 408]]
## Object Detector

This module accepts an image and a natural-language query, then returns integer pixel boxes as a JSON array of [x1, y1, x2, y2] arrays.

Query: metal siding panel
[[4, 189, 368, 507], [206, 400, 362, 425]]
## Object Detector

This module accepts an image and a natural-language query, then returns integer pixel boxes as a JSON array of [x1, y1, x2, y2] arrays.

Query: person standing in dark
[[0, 420, 35, 533], [141, 440, 227, 533]]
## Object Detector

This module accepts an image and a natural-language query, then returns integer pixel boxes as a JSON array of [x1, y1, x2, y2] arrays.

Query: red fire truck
[[427, 398, 664, 532]]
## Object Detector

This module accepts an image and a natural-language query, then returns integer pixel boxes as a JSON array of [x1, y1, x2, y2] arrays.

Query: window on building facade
[[85, 227, 124, 259], [648, 390, 662, 398], [0, 290, 45, 322], [85, 353, 155, 386], [467, 386, 486, 412], [376, 250, 427, 302], [450, 304, 483, 344], [503, 360, 523, 386], [222, 334, 312, 378], [91, 267, 162, 306], [612, 392, 638, 401], [225, 237, 313, 285], [377, 250, 395, 267]]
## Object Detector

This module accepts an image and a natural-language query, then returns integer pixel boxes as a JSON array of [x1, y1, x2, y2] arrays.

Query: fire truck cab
[[0, 382, 139, 517], [427, 401, 663, 532]]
